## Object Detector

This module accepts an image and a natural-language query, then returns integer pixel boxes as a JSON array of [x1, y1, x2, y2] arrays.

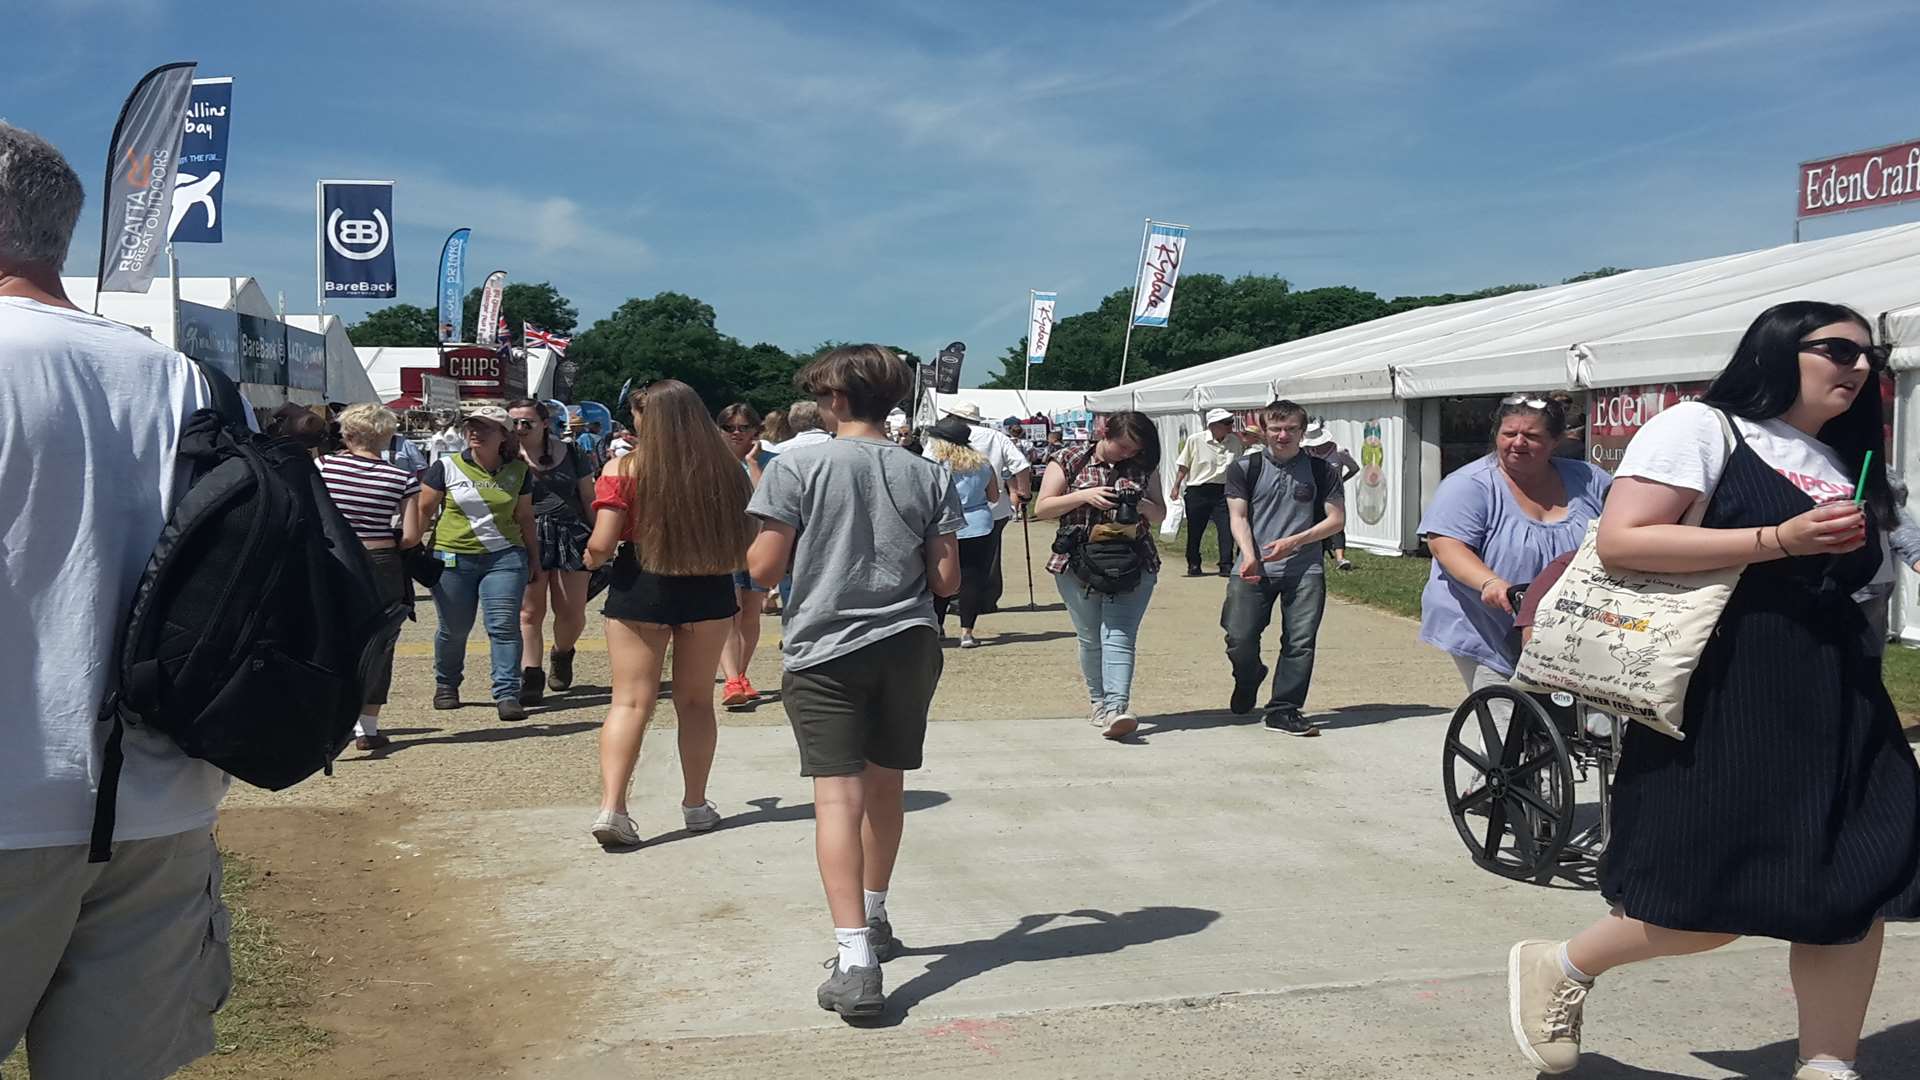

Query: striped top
[[319, 452, 420, 543]]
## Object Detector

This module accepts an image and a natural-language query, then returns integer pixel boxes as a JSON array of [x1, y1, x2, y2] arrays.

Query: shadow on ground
[[1577, 1017, 1919, 1077], [624, 791, 954, 849], [862, 906, 1221, 1024], [1130, 703, 1447, 739]]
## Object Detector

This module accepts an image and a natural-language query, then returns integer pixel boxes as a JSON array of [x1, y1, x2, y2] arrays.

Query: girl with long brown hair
[[716, 402, 775, 707], [583, 380, 758, 848]]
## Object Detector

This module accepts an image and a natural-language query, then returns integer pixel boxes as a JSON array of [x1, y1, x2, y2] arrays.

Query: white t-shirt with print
[[1615, 400, 1891, 588], [0, 297, 230, 849]]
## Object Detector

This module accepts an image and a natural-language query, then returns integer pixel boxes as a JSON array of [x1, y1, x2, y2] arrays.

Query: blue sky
[[9, 0, 1920, 384]]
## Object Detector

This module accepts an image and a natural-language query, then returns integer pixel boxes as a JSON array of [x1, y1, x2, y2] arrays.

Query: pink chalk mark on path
[[925, 1018, 1012, 1056]]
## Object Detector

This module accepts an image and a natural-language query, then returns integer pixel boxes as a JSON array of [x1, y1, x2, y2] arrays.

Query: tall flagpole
[[313, 181, 325, 315], [1024, 289, 1034, 393], [1118, 217, 1149, 387]]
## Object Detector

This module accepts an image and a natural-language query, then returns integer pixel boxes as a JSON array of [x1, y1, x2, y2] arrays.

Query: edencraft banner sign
[[1586, 382, 1711, 472], [1799, 139, 1920, 219]]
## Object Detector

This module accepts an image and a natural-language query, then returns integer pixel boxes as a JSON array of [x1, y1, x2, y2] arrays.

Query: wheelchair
[[1440, 584, 1625, 885]]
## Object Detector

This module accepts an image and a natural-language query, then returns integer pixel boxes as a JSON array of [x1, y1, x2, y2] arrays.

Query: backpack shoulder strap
[[1244, 449, 1263, 494], [1308, 455, 1332, 525], [193, 360, 250, 429]]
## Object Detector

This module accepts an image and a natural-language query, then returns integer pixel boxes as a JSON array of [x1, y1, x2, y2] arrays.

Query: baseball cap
[[463, 404, 512, 430]]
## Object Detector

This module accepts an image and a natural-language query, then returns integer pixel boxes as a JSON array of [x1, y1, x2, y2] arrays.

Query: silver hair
[[0, 122, 84, 268]]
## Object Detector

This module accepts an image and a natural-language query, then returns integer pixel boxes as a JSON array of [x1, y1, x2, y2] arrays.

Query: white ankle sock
[[864, 889, 888, 922], [1557, 941, 1595, 984], [354, 714, 379, 737], [1800, 1057, 1856, 1077], [835, 926, 875, 970]]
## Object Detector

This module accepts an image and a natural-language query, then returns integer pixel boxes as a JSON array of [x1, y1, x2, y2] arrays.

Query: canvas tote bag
[[1511, 409, 1739, 741]]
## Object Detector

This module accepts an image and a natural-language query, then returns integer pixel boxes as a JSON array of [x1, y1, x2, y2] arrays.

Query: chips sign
[[1799, 138, 1920, 219], [441, 346, 525, 400]]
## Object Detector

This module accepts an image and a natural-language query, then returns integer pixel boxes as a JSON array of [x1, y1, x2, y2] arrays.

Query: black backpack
[[1060, 449, 1150, 595], [90, 365, 409, 862]]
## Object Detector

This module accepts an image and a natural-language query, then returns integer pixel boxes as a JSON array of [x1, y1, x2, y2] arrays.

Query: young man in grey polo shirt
[[1222, 400, 1346, 736], [747, 345, 962, 1020]]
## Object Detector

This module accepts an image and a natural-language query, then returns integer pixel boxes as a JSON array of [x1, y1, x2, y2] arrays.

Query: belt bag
[[1510, 409, 1739, 741]]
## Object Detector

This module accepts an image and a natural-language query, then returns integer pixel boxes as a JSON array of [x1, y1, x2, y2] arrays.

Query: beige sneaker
[[1794, 1065, 1863, 1080], [1507, 940, 1588, 1074]]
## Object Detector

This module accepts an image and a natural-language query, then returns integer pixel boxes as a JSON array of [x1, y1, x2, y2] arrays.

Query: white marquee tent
[[283, 313, 379, 405], [913, 388, 1091, 428]]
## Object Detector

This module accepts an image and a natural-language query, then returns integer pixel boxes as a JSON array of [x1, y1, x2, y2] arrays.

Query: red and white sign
[[1799, 139, 1920, 219], [439, 346, 526, 400], [1586, 382, 1711, 473]]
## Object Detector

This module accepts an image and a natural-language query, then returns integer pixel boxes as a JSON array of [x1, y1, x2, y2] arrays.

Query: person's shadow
[[867, 905, 1220, 1023], [625, 791, 952, 848], [1575, 1017, 1920, 1077]]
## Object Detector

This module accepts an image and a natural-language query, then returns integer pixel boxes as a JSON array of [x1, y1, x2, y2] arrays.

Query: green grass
[[4, 851, 328, 1079], [1157, 521, 1920, 726], [1153, 525, 1430, 619]]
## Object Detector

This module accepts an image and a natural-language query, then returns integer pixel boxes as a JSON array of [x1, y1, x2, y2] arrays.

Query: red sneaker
[[721, 677, 751, 707], [739, 676, 760, 703]]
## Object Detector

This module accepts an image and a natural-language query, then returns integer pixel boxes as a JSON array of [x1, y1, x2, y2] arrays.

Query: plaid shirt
[[1045, 446, 1162, 575]]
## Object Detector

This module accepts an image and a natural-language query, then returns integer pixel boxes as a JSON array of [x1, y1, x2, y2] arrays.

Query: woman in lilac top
[[1418, 395, 1610, 688]]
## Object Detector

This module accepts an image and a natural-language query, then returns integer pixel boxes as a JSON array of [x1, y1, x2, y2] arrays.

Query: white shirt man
[[0, 119, 233, 1077], [770, 399, 836, 454]]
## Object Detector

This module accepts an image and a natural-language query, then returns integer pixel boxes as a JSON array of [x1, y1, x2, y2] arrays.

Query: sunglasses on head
[[1800, 338, 1891, 371], [720, 424, 758, 434], [1499, 394, 1555, 409]]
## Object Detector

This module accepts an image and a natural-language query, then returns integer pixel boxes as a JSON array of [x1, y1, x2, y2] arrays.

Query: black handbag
[[402, 542, 444, 589]]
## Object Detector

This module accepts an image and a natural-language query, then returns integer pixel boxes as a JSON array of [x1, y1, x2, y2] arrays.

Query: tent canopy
[[914, 388, 1090, 427], [1091, 221, 1920, 412]]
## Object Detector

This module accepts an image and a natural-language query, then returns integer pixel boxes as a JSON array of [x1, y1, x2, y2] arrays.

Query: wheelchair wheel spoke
[[1511, 783, 1562, 824], [1509, 798, 1541, 863], [1475, 702, 1503, 762], [1456, 783, 1495, 813], [1446, 738, 1492, 775], [1514, 752, 1557, 781], [1482, 799, 1509, 860]]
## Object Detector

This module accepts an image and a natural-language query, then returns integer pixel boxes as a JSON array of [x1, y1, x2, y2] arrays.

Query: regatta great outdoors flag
[[1130, 220, 1189, 327], [437, 227, 470, 342], [169, 77, 232, 243], [98, 62, 197, 295], [475, 270, 507, 344], [1028, 291, 1057, 364], [318, 180, 397, 300]]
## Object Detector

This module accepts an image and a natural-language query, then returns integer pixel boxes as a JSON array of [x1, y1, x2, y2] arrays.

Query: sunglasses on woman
[[511, 419, 541, 430], [1800, 338, 1891, 371], [719, 424, 758, 434]]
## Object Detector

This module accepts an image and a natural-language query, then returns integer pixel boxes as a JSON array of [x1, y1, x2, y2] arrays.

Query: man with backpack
[[1223, 400, 1347, 736], [0, 122, 234, 1077]]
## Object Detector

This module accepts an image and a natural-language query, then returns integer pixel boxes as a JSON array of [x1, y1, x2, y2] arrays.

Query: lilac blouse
[[1417, 455, 1611, 675]]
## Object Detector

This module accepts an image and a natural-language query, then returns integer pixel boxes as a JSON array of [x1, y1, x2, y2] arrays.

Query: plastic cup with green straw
[[1854, 451, 1873, 504]]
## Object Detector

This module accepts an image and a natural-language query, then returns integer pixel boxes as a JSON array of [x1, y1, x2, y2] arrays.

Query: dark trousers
[[1183, 483, 1232, 572], [936, 534, 998, 630], [1221, 572, 1327, 716], [982, 516, 1010, 611]]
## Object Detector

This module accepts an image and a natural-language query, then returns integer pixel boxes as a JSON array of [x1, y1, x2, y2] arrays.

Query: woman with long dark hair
[[508, 398, 597, 704], [583, 381, 758, 848], [1032, 410, 1166, 740], [1505, 302, 1919, 1079]]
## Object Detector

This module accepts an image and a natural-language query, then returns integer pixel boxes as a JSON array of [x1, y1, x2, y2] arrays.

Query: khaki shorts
[[782, 626, 942, 776], [0, 829, 231, 1080]]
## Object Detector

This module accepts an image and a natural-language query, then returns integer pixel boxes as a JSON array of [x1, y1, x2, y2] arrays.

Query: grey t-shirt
[[748, 435, 965, 670], [1224, 449, 1343, 579]]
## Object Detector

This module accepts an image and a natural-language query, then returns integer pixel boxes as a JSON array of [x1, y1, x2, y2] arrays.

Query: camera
[[1111, 486, 1142, 525]]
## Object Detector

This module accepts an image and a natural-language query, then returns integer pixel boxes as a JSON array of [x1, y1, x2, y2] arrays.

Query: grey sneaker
[[682, 800, 722, 832], [590, 810, 640, 848], [1088, 702, 1109, 728], [817, 958, 885, 1018], [868, 917, 902, 963]]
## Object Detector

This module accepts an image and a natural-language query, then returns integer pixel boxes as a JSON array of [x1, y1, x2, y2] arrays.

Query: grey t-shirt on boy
[[1224, 449, 1342, 580], [748, 435, 965, 670]]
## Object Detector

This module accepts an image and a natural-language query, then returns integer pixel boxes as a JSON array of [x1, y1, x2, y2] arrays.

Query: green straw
[[1855, 450, 1873, 504]]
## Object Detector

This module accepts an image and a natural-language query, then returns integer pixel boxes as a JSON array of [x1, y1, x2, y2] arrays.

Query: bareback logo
[[326, 207, 390, 261]]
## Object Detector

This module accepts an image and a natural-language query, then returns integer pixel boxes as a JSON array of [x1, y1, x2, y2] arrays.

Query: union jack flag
[[524, 324, 571, 356], [496, 315, 511, 344]]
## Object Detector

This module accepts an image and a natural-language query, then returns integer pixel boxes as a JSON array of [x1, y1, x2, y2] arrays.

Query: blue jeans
[[431, 547, 528, 701], [1055, 570, 1157, 716], [1221, 571, 1326, 716]]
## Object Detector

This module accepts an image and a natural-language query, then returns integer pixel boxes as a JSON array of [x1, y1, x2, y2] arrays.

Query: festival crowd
[[5, 118, 1918, 1080]]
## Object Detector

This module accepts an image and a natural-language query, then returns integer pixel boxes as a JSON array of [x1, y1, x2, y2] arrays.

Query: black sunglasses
[[1801, 338, 1891, 371], [719, 424, 758, 434], [511, 419, 541, 430]]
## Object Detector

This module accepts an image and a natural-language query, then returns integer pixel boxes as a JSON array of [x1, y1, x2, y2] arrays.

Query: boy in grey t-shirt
[[746, 345, 962, 1020]]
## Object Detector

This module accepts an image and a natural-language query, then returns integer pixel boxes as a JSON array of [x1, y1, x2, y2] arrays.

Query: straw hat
[[939, 401, 984, 423], [1300, 419, 1333, 448]]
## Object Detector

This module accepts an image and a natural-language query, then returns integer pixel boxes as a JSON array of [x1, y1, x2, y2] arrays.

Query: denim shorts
[[731, 569, 768, 594]]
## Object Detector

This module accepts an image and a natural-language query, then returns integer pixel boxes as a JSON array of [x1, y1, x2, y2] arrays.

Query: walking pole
[[1022, 507, 1036, 608]]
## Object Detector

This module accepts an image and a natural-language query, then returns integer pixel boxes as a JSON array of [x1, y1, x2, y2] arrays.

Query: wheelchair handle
[[1506, 583, 1530, 611]]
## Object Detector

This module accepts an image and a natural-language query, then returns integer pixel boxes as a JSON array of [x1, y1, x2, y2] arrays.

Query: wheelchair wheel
[[1441, 685, 1577, 884]]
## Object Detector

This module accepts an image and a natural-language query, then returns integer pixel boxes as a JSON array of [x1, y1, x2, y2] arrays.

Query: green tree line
[[347, 268, 1626, 410]]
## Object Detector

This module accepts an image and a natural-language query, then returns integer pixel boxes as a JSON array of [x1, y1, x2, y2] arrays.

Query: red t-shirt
[[591, 474, 637, 541], [1514, 550, 1576, 630]]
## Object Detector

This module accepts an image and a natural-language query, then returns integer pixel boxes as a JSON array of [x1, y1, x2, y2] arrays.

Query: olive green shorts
[[781, 626, 942, 777]]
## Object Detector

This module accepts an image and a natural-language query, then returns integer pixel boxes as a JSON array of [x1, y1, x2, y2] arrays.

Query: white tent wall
[[61, 275, 290, 408], [1312, 401, 1415, 554], [357, 346, 441, 403]]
